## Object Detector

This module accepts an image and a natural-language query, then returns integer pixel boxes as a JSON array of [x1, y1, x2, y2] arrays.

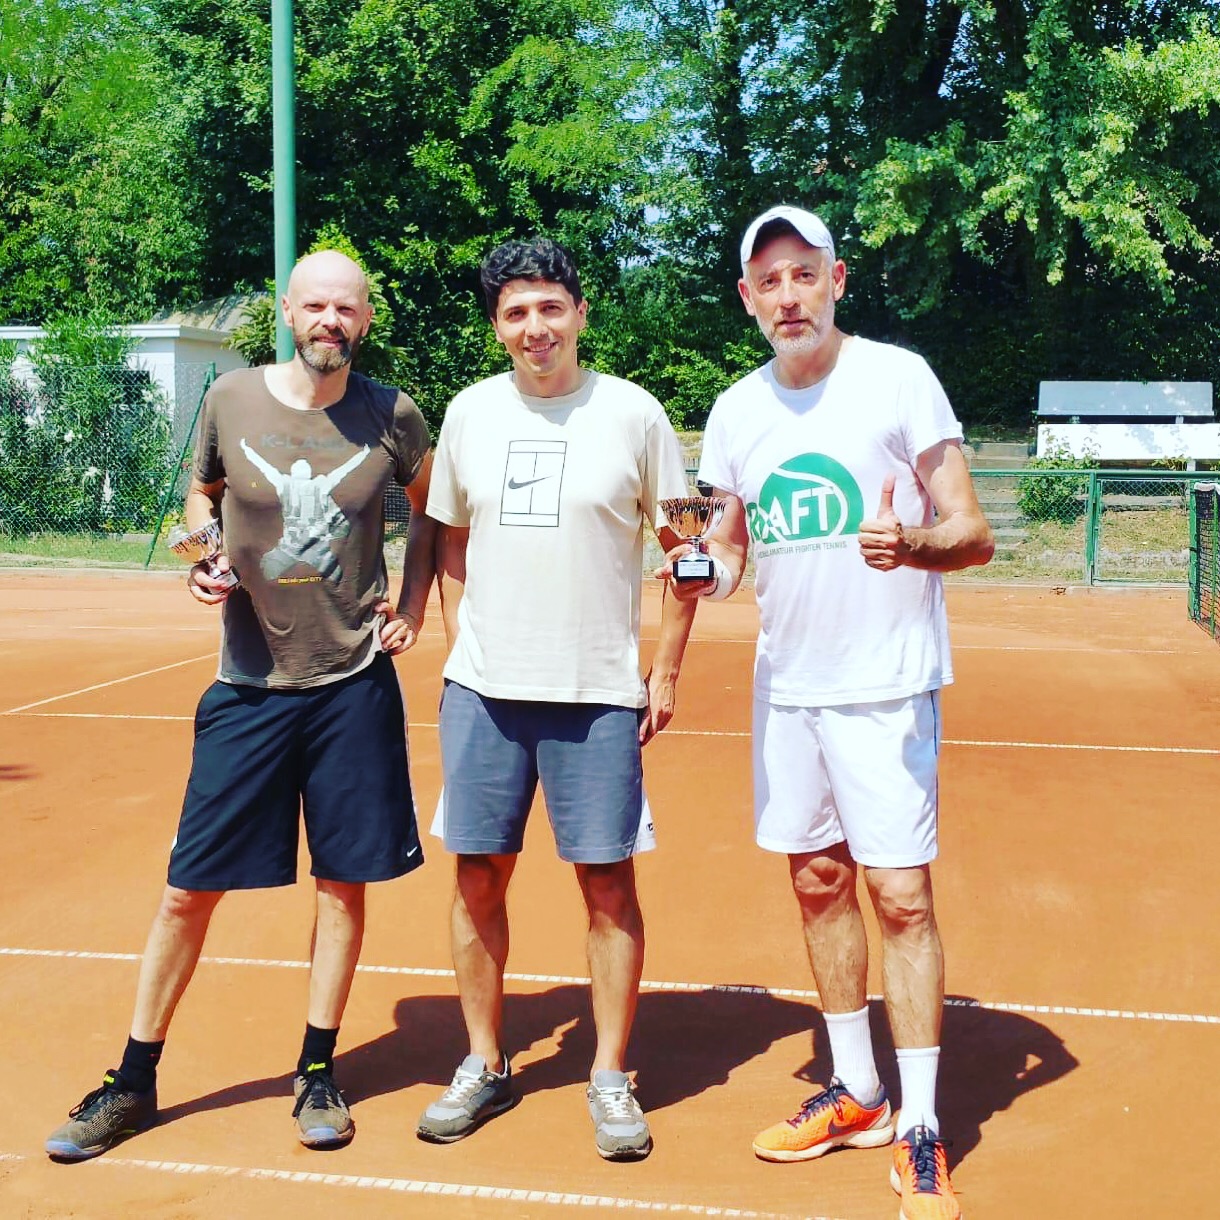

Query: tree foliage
[[1, 0, 1217, 434]]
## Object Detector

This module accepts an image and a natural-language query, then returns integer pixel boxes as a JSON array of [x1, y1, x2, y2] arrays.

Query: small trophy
[[660, 496, 727, 582], [167, 520, 240, 589]]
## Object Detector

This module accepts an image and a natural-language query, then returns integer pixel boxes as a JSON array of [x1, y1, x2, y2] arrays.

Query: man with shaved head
[[46, 249, 435, 1160]]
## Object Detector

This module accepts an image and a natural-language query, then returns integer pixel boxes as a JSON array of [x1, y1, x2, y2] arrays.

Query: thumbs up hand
[[858, 474, 909, 571]]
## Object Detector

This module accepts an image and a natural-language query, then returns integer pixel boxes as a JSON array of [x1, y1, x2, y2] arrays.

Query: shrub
[[1016, 440, 1098, 523], [0, 313, 174, 535]]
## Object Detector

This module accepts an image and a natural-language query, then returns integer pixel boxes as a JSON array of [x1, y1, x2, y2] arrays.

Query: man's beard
[[760, 315, 823, 356], [295, 329, 361, 372]]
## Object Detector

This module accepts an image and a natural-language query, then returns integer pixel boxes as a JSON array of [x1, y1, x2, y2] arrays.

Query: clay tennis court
[[1, 570, 1216, 1218]]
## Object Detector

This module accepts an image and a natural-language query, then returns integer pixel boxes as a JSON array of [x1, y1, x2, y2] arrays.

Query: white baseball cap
[[740, 205, 836, 270]]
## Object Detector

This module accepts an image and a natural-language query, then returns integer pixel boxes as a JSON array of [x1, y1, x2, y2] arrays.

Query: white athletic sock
[[895, 1046, 940, 1135], [822, 1006, 882, 1105]]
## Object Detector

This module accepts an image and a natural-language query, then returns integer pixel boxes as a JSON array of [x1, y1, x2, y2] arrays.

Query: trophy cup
[[659, 496, 727, 582], [167, 519, 240, 589]]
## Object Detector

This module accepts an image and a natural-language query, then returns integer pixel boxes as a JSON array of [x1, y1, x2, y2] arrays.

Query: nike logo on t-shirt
[[507, 475, 553, 490]]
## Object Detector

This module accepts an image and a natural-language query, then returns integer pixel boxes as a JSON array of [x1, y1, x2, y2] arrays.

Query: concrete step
[[971, 441, 1032, 459]]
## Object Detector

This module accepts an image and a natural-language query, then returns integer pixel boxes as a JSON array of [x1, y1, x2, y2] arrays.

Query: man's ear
[[831, 259, 847, 302], [737, 278, 757, 317]]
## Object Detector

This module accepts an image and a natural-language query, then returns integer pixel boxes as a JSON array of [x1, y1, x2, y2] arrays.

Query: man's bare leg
[[576, 857, 650, 1161], [451, 853, 517, 1066], [789, 842, 869, 1012], [575, 859, 645, 1075], [306, 879, 366, 1029], [129, 885, 225, 1041], [864, 863, 943, 1133]]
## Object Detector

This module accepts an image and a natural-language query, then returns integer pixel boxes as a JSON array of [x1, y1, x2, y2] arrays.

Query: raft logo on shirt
[[747, 453, 864, 547]]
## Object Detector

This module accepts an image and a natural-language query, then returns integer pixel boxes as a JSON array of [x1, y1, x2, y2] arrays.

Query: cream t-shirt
[[427, 370, 689, 707], [699, 337, 963, 707]]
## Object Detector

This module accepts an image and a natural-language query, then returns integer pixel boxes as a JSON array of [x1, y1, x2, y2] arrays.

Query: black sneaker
[[416, 1054, 516, 1143], [292, 1066, 354, 1149], [46, 1070, 157, 1161]]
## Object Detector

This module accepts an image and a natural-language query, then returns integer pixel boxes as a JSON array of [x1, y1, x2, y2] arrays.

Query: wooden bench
[[1036, 381, 1216, 467]]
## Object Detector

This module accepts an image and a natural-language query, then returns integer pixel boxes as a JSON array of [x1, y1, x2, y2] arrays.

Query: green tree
[[616, 0, 1220, 430], [0, 0, 205, 321]]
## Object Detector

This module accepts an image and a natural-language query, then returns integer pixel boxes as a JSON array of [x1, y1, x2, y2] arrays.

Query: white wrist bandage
[[702, 555, 734, 601]]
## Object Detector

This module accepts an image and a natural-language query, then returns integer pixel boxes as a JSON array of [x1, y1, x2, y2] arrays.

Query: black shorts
[[167, 653, 422, 891]]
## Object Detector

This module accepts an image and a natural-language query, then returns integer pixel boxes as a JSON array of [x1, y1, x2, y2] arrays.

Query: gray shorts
[[437, 681, 644, 863]]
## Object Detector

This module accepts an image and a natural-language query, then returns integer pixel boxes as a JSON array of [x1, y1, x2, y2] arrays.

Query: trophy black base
[[673, 553, 715, 582]]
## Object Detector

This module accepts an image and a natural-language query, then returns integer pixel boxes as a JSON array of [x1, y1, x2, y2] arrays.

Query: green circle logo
[[747, 453, 864, 544]]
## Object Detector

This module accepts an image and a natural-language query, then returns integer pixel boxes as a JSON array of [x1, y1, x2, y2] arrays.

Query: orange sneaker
[[890, 1125, 961, 1220], [752, 1079, 893, 1162]]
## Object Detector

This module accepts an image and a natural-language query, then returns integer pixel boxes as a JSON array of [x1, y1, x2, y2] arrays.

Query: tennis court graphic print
[[747, 453, 865, 557], [500, 439, 567, 527]]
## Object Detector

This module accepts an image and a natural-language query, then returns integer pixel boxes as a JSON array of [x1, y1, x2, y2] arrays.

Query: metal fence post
[[143, 364, 215, 568], [1211, 491, 1220, 636], [1083, 473, 1101, 584]]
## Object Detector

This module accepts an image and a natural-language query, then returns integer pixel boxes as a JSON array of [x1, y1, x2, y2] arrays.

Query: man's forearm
[[900, 512, 994, 572], [185, 484, 221, 532], [651, 582, 698, 679], [397, 511, 438, 623]]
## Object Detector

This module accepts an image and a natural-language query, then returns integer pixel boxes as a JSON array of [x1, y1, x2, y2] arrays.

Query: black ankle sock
[[298, 1024, 339, 1077], [119, 1036, 163, 1094]]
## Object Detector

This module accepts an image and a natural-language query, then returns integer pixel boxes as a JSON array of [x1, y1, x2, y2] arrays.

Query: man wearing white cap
[[664, 205, 992, 1219]]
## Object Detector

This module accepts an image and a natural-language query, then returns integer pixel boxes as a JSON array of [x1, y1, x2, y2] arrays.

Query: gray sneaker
[[292, 1067, 354, 1148], [586, 1070, 651, 1161], [46, 1070, 158, 1162], [417, 1054, 515, 1143]]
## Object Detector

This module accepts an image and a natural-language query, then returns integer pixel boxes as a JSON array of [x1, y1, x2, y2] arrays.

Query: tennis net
[[1189, 483, 1220, 640]]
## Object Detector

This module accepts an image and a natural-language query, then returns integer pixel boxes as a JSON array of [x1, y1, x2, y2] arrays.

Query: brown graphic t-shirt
[[193, 367, 430, 688]]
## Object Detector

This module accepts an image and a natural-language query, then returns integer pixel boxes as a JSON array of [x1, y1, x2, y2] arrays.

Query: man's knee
[[156, 885, 223, 925], [866, 866, 936, 936], [576, 860, 640, 924], [789, 847, 856, 915], [316, 878, 366, 917], [455, 854, 514, 913]]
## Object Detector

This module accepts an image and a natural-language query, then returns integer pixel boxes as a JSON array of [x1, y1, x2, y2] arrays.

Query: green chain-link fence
[[960, 469, 1210, 585], [1188, 483, 1219, 641], [1, 381, 1211, 590], [0, 361, 215, 567]]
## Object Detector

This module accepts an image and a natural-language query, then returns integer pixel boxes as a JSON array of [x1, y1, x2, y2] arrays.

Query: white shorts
[[752, 691, 941, 868]]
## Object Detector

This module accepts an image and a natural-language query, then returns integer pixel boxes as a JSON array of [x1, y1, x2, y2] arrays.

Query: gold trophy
[[659, 496, 727, 582], [166, 519, 240, 589]]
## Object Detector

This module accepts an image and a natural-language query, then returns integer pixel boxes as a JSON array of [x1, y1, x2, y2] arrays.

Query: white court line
[[2, 707, 1220, 751], [954, 643, 1189, 654], [643, 637, 1196, 655], [0, 654, 215, 715], [68, 625, 214, 633], [5, 712, 194, 721], [1, 947, 1216, 1026], [0, 1153, 817, 1218], [4, 710, 1216, 756]]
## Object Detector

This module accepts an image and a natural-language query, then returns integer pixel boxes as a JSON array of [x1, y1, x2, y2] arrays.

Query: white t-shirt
[[427, 370, 689, 707], [698, 336, 963, 707]]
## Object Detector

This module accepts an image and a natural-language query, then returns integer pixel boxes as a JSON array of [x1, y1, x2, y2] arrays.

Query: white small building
[[0, 295, 256, 449]]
